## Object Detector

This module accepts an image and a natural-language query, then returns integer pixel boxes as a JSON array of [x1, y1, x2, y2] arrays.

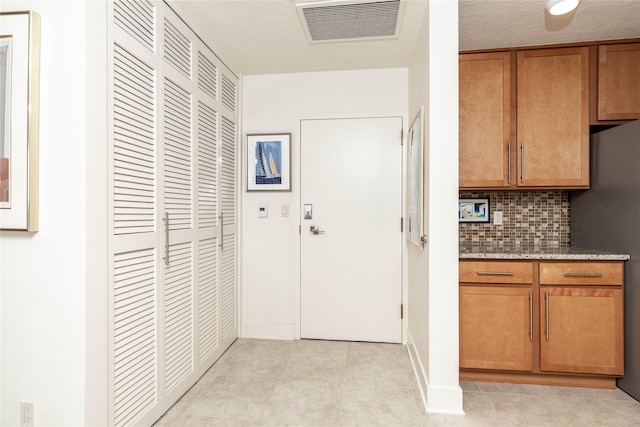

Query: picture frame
[[407, 106, 424, 249], [246, 133, 291, 191], [459, 198, 490, 223], [0, 11, 40, 231]]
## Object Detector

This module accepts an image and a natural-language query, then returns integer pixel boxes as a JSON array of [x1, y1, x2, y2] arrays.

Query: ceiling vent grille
[[297, 0, 403, 43]]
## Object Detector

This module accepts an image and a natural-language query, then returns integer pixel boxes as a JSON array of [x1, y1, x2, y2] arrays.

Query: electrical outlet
[[493, 211, 503, 226], [21, 401, 34, 427]]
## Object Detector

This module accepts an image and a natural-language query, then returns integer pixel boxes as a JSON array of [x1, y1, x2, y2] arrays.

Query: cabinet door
[[598, 43, 640, 120], [517, 48, 589, 188], [540, 287, 624, 375], [460, 286, 533, 371], [459, 52, 511, 188]]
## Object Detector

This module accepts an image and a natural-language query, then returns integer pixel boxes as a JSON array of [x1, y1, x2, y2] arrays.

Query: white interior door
[[300, 117, 403, 343]]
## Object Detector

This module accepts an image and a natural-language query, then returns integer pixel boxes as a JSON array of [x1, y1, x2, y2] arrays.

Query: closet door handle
[[545, 291, 550, 341], [529, 292, 533, 342], [163, 212, 170, 266], [219, 212, 224, 251]]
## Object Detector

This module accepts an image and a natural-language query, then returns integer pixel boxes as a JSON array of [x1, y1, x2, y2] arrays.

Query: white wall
[[241, 69, 408, 340], [407, 0, 463, 414], [0, 1, 107, 425]]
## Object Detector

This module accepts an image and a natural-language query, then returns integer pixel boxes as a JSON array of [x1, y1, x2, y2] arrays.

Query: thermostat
[[258, 205, 268, 218]]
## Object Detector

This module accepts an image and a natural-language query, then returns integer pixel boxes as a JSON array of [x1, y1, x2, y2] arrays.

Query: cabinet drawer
[[539, 262, 623, 286], [460, 261, 533, 284]]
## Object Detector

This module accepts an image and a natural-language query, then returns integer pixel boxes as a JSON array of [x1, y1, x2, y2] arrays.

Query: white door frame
[[293, 112, 409, 344]]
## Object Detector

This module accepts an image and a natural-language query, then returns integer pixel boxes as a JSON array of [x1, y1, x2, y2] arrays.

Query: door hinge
[[400, 129, 404, 145], [401, 304, 404, 319], [299, 225, 301, 235], [400, 217, 403, 232]]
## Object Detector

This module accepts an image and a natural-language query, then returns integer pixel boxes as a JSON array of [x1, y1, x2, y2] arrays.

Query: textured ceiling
[[459, 0, 640, 52], [167, 0, 640, 75]]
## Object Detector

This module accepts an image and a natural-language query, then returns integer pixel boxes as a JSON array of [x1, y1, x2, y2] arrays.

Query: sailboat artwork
[[255, 140, 282, 185], [247, 133, 290, 191]]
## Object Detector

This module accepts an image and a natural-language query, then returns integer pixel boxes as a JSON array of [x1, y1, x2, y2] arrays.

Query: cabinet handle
[[219, 212, 224, 251], [520, 140, 525, 184], [507, 141, 511, 184], [163, 212, 170, 267], [545, 291, 550, 342], [563, 273, 603, 278], [529, 292, 533, 342], [476, 271, 514, 276]]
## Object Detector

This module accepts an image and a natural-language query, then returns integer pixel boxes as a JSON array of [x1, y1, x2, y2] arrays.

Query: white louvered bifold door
[[108, 1, 239, 426], [219, 104, 238, 347]]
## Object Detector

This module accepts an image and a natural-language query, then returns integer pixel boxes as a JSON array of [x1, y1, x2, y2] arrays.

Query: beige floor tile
[[563, 397, 640, 427], [197, 375, 279, 400], [476, 381, 535, 394], [484, 392, 583, 427], [184, 396, 268, 422], [213, 352, 288, 379], [459, 381, 482, 392], [154, 340, 640, 427], [461, 391, 492, 412], [422, 412, 502, 427], [156, 414, 257, 427], [549, 385, 637, 401], [339, 385, 422, 426], [259, 377, 343, 426]]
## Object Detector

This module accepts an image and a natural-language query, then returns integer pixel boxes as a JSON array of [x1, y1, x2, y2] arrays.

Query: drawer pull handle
[[477, 271, 514, 276], [563, 273, 603, 278]]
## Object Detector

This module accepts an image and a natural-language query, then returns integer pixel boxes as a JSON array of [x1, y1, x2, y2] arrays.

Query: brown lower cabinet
[[459, 259, 624, 388]]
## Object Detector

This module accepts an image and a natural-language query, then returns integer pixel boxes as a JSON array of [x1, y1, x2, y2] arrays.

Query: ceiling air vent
[[296, 0, 403, 43]]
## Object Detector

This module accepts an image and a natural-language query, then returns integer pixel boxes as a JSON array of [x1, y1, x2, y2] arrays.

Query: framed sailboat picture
[[246, 133, 291, 191], [0, 11, 40, 231]]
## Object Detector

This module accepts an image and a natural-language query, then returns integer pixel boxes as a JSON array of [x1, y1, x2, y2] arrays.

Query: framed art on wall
[[459, 198, 490, 223], [246, 133, 291, 191], [0, 11, 40, 231]]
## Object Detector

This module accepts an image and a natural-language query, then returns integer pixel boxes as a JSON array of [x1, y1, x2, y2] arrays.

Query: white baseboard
[[407, 329, 465, 415]]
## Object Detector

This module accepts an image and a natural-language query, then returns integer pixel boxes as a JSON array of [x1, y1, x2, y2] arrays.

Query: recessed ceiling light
[[545, 0, 581, 16]]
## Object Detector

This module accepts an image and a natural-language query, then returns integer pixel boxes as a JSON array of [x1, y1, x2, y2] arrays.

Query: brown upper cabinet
[[459, 52, 511, 188], [517, 48, 590, 188], [597, 42, 640, 121], [460, 47, 590, 190]]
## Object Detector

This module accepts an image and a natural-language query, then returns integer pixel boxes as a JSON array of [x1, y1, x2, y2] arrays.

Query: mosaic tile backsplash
[[459, 191, 570, 246]]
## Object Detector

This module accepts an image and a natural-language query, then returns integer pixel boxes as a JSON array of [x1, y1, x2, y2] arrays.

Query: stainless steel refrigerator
[[571, 119, 640, 401]]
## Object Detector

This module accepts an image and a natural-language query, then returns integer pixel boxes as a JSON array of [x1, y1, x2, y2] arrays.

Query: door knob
[[310, 226, 325, 235]]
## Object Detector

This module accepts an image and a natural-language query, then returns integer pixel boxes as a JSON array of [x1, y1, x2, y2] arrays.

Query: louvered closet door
[[219, 77, 238, 346], [161, 12, 198, 405], [110, 1, 162, 425], [108, 1, 239, 426]]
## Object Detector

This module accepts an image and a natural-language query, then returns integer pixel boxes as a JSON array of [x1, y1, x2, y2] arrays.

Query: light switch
[[493, 211, 503, 225], [258, 205, 268, 218], [281, 204, 289, 217]]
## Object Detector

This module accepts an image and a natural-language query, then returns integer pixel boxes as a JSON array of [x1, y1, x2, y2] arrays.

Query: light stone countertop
[[460, 242, 630, 261]]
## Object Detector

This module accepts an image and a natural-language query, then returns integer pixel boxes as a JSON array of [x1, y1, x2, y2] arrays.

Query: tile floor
[[154, 338, 640, 426]]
